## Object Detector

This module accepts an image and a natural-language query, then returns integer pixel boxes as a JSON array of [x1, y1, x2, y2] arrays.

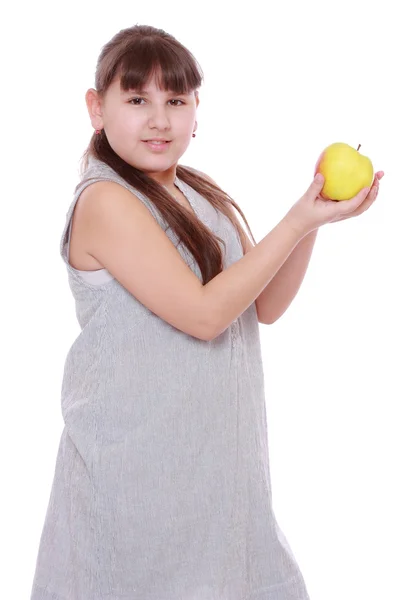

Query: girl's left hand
[[317, 171, 385, 223]]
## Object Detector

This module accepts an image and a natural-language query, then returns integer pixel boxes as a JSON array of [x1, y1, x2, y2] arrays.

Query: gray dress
[[30, 156, 310, 600]]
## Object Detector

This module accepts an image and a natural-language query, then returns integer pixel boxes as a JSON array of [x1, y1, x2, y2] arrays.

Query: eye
[[128, 97, 185, 106], [129, 97, 145, 105]]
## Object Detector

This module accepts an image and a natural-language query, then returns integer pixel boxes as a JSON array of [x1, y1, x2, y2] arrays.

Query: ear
[[85, 88, 104, 131]]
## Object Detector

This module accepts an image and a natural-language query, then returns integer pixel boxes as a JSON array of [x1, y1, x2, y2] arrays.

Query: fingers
[[342, 170, 383, 208], [307, 173, 325, 198], [310, 171, 383, 203], [368, 183, 379, 204], [340, 186, 371, 213], [358, 171, 382, 209], [359, 171, 383, 205], [372, 170, 383, 196], [351, 183, 379, 217], [333, 172, 382, 221], [340, 170, 383, 211], [371, 171, 384, 190]]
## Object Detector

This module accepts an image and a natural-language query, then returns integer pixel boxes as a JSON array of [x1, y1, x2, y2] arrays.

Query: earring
[[192, 133, 196, 138], [95, 129, 101, 135]]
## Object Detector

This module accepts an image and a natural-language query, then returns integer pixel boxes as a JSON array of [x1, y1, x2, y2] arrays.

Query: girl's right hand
[[285, 173, 372, 237]]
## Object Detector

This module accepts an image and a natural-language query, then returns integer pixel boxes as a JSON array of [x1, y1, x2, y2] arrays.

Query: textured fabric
[[30, 156, 310, 600]]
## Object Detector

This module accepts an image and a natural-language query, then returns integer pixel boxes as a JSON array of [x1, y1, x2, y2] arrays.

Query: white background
[[1, 1, 399, 599]]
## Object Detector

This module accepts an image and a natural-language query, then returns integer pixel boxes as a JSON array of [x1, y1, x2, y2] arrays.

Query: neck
[[162, 183, 179, 196], [145, 167, 177, 188]]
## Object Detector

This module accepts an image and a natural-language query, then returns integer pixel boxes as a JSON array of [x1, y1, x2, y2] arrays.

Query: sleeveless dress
[[30, 156, 310, 600]]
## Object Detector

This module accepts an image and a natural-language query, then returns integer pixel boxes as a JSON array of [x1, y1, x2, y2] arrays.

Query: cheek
[[177, 124, 195, 143], [174, 109, 195, 128]]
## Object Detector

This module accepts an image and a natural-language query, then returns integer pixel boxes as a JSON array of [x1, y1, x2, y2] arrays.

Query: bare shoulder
[[74, 180, 122, 232], [69, 182, 121, 271]]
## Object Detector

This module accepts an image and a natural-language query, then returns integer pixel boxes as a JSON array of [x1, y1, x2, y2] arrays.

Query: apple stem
[[357, 144, 361, 151]]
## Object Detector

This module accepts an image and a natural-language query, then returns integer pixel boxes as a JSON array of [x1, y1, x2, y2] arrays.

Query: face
[[86, 74, 199, 184]]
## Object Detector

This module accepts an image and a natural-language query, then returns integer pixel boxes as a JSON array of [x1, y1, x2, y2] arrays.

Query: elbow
[[199, 291, 221, 341], [204, 322, 219, 342], [256, 305, 276, 325], [203, 315, 225, 341], [260, 314, 278, 325], [258, 312, 278, 325], [192, 313, 219, 342]]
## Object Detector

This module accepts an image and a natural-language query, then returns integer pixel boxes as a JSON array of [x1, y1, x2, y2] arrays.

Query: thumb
[[307, 173, 325, 198]]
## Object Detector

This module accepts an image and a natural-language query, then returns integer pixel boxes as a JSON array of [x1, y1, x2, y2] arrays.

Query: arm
[[226, 203, 318, 324], [83, 180, 304, 343], [203, 217, 304, 338], [195, 169, 318, 326], [254, 229, 318, 323], [244, 229, 318, 324]]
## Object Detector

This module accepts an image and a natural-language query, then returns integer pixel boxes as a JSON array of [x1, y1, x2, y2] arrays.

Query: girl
[[30, 24, 383, 600]]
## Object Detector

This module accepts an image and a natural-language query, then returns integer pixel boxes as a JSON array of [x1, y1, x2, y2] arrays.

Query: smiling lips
[[142, 139, 172, 151], [143, 138, 171, 143]]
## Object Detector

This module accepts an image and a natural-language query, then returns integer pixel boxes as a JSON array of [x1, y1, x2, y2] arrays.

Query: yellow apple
[[314, 142, 374, 201]]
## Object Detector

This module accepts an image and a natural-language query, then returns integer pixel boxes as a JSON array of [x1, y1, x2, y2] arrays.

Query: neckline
[[173, 177, 199, 219], [87, 157, 200, 220]]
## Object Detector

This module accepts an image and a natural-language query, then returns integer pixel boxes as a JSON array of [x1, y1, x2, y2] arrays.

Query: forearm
[[203, 216, 304, 339], [256, 229, 318, 324]]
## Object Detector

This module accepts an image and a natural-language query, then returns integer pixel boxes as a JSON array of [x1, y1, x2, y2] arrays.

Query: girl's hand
[[325, 171, 384, 223], [285, 170, 385, 237]]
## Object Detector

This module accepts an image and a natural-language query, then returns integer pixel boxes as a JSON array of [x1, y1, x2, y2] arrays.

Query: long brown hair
[[79, 24, 256, 285]]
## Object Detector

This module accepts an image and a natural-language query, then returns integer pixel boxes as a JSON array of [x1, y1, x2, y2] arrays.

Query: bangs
[[116, 36, 203, 95]]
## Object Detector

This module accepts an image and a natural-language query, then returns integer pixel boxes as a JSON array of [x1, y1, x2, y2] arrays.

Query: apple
[[314, 142, 374, 201]]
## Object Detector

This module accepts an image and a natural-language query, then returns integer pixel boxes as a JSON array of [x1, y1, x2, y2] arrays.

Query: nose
[[148, 104, 171, 131]]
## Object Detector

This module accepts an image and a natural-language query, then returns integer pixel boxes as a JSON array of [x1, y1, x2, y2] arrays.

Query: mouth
[[142, 140, 172, 151], [142, 139, 171, 143]]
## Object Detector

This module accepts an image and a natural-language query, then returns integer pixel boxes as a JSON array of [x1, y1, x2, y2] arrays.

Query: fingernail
[[315, 174, 323, 183]]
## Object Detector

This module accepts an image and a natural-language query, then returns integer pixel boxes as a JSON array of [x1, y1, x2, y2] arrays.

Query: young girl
[[30, 24, 383, 600]]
